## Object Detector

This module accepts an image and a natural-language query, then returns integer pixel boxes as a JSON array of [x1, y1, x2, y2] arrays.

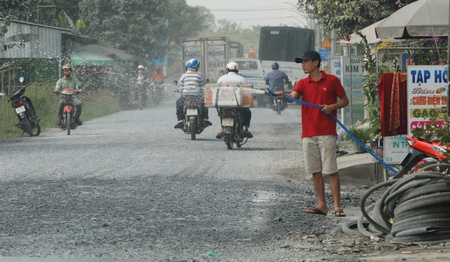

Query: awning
[[70, 50, 116, 66], [339, 19, 388, 45], [74, 44, 135, 62]]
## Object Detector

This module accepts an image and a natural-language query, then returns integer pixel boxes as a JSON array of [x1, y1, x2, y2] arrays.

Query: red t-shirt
[[293, 71, 346, 138]]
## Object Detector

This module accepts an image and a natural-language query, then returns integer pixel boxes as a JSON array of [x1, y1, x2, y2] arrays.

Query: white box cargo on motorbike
[[204, 84, 254, 108]]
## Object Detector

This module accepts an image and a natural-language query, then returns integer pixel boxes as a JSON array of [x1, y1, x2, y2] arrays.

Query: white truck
[[181, 37, 243, 83]]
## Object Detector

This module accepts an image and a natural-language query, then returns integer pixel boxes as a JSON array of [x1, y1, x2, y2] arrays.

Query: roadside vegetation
[[0, 79, 123, 139]]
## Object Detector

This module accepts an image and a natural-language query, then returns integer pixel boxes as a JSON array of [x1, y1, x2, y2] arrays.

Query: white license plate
[[222, 118, 234, 126], [15, 106, 25, 114], [186, 108, 198, 116]]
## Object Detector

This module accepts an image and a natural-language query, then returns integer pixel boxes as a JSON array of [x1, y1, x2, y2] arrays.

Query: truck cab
[[230, 58, 268, 107]]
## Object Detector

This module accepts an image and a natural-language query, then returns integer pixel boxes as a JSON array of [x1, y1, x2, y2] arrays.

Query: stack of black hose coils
[[346, 167, 450, 244]]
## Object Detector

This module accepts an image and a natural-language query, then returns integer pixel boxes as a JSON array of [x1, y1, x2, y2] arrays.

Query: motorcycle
[[181, 96, 206, 140], [211, 85, 255, 150], [218, 106, 247, 150], [8, 77, 41, 136], [387, 135, 449, 179], [272, 87, 287, 115], [134, 78, 148, 110], [54, 87, 81, 135], [150, 80, 165, 105]]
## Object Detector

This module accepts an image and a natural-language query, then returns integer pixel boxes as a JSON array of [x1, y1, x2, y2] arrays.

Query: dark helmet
[[272, 62, 279, 70]]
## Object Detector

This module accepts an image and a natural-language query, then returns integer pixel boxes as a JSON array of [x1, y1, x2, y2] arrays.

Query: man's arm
[[321, 95, 349, 115], [274, 90, 300, 101], [284, 73, 290, 85], [54, 79, 62, 91]]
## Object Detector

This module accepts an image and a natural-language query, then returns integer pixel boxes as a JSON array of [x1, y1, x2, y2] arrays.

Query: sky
[[185, 0, 309, 29]]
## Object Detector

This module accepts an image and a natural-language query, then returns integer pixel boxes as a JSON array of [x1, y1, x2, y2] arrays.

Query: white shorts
[[303, 135, 338, 175]]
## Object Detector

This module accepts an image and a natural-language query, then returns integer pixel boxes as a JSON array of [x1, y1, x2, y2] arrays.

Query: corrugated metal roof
[[0, 19, 97, 59]]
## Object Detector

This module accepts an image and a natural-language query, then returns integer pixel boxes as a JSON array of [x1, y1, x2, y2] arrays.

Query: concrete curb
[[337, 152, 385, 186]]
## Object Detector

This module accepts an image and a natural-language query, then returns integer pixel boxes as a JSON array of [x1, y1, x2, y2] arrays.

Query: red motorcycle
[[388, 136, 449, 179], [54, 87, 81, 135]]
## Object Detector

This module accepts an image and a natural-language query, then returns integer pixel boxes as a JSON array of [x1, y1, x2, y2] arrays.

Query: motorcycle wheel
[[30, 117, 41, 136], [225, 133, 233, 150], [153, 93, 160, 105], [20, 115, 34, 137], [139, 94, 144, 110], [276, 101, 281, 115], [190, 119, 196, 140], [66, 112, 71, 135]]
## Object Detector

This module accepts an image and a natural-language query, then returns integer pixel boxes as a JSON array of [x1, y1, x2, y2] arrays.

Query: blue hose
[[267, 88, 398, 175]]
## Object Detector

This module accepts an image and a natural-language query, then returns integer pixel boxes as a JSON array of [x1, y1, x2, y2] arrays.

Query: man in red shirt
[[276, 50, 349, 217]]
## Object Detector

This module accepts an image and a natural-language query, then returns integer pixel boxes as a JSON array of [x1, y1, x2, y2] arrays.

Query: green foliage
[[79, 0, 165, 61], [59, 10, 86, 34], [357, 33, 384, 138], [76, 0, 213, 64], [166, 1, 214, 39], [0, 0, 83, 36], [345, 125, 371, 145], [297, 0, 409, 38], [407, 38, 448, 66]]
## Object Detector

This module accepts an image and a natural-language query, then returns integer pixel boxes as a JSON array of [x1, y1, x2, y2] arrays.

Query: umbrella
[[375, 0, 449, 39], [70, 50, 116, 66]]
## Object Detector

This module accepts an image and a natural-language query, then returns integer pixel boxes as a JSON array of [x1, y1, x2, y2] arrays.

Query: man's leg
[[74, 98, 83, 125], [242, 108, 252, 138], [309, 172, 328, 214], [174, 97, 184, 128], [201, 105, 212, 126], [75, 106, 82, 125], [304, 137, 327, 215], [329, 172, 345, 216], [57, 101, 64, 125], [321, 135, 345, 217]]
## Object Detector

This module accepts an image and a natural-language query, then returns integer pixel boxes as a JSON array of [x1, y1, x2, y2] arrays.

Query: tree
[[166, 0, 214, 39], [78, 0, 169, 62], [198, 20, 260, 48], [78, 0, 212, 63], [296, 0, 416, 38], [165, 0, 214, 53], [0, 0, 82, 37]]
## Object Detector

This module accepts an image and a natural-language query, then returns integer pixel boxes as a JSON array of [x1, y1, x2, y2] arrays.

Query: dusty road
[[0, 96, 366, 261]]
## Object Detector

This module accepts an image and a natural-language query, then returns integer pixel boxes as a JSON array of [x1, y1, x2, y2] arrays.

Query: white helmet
[[226, 61, 239, 72], [62, 64, 72, 71], [137, 65, 145, 70]]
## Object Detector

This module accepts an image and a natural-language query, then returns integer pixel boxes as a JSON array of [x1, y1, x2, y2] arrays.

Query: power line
[[208, 7, 295, 12]]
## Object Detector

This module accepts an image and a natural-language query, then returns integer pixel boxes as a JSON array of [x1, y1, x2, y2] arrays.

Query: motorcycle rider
[[54, 64, 83, 126], [152, 67, 165, 82], [216, 61, 253, 139], [265, 62, 290, 106], [134, 65, 149, 104], [174, 58, 212, 129]]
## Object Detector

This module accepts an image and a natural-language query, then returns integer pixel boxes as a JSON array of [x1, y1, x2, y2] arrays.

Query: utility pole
[[35, 4, 56, 102]]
